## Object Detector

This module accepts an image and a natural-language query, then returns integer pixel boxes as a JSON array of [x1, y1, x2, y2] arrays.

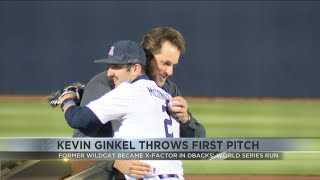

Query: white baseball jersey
[[86, 77, 183, 179]]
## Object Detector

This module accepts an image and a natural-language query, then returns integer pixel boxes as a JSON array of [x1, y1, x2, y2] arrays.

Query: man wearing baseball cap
[[58, 40, 184, 180], [94, 40, 147, 88]]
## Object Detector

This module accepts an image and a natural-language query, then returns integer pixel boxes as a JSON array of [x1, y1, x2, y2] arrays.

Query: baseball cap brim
[[94, 58, 127, 64], [94, 58, 146, 65]]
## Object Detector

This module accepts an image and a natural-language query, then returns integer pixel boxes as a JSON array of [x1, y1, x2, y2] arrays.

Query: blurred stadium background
[[1, 1, 320, 179]]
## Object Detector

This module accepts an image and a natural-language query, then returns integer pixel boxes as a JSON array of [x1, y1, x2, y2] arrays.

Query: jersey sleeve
[[86, 82, 133, 124], [74, 71, 114, 138]]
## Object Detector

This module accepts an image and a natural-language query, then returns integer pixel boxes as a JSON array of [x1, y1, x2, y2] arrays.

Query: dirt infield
[[0, 94, 47, 101], [186, 175, 320, 180]]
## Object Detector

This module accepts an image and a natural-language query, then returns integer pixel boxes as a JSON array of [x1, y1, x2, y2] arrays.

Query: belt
[[158, 174, 179, 179]]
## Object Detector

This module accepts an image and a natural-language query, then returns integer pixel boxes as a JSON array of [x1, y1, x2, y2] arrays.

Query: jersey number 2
[[162, 105, 173, 137]]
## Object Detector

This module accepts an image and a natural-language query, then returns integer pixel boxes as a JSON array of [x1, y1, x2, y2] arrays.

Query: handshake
[[47, 82, 86, 108]]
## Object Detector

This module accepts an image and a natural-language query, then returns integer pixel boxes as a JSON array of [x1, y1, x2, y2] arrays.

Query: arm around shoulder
[[73, 71, 114, 137]]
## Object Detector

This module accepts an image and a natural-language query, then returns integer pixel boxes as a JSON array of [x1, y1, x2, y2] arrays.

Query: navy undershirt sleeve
[[65, 105, 103, 132]]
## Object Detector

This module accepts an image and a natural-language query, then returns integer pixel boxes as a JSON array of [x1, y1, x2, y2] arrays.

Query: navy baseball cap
[[94, 40, 146, 65]]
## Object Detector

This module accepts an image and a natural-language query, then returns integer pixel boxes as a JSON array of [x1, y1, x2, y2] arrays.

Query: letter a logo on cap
[[108, 46, 115, 56]]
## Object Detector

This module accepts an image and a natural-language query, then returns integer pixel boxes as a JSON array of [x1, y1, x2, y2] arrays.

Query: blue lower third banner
[[0, 138, 318, 160]]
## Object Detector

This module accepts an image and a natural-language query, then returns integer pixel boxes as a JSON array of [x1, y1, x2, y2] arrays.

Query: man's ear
[[132, 64, 142, 74]]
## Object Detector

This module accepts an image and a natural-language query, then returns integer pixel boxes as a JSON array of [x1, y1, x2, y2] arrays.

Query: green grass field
[[1, 99, 320, 176]]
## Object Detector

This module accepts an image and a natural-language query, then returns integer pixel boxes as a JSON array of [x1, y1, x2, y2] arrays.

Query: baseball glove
[[48, 82, 86, 108]]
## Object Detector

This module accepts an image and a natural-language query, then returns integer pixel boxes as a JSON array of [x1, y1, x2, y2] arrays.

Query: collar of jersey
[[131, 75, 150, 84]]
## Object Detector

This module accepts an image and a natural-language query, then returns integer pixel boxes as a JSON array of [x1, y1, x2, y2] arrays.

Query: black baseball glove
[[48, 82, 86, 108]]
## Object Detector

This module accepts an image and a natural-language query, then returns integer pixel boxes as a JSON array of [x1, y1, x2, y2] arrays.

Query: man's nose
[[165, 66, 173, 76], [107, 69, 114, 77]]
